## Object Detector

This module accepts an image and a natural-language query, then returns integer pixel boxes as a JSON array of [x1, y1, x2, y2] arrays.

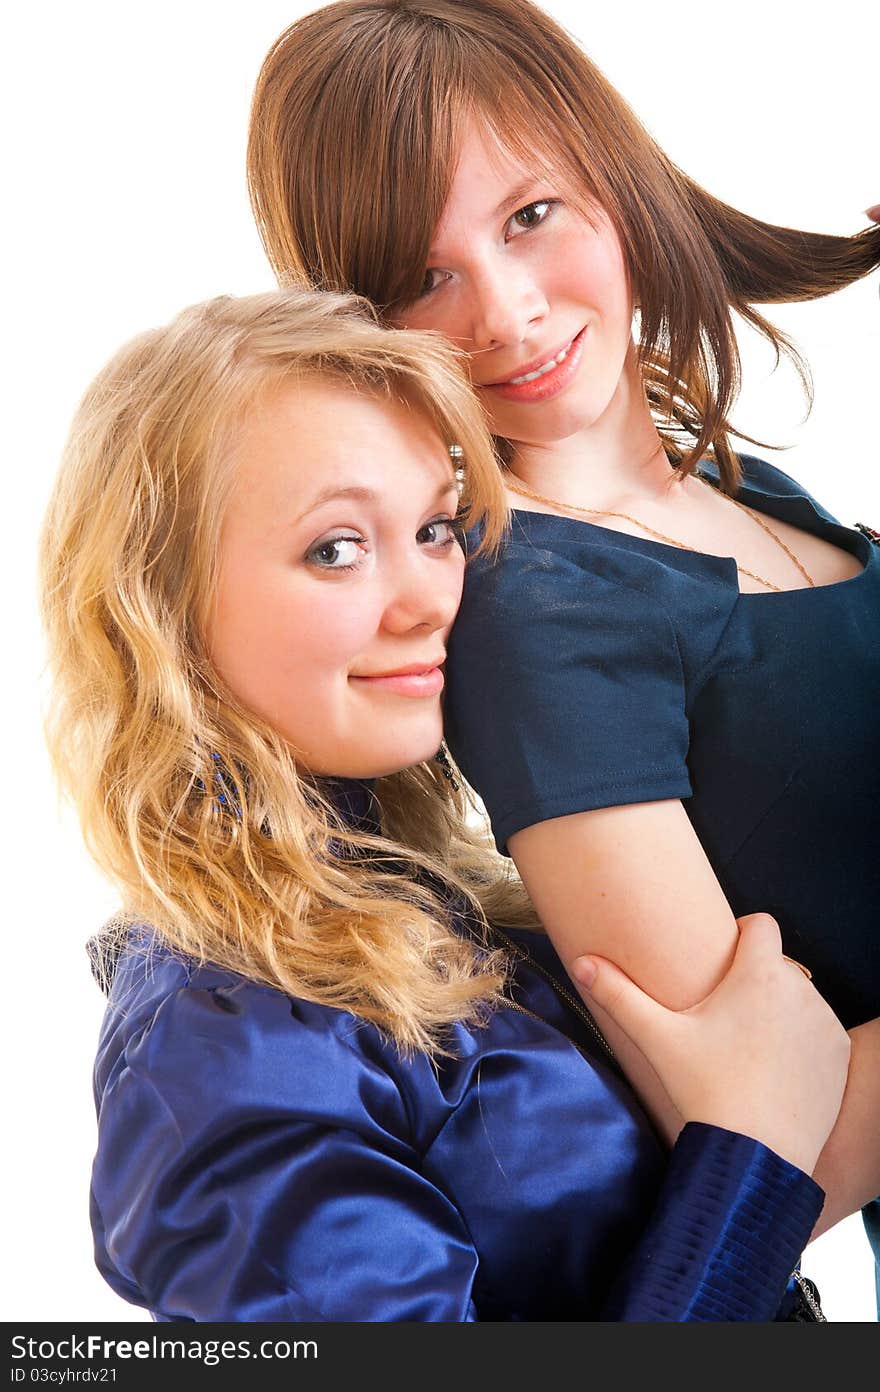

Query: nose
[[470, 254, 548, 353], [380, 548, 463, 637]]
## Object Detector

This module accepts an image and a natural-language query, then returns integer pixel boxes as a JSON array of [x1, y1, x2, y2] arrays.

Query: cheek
[[209, 567, 376, 718], [547, 215, 631, 318], [391, 299, 461, 345], [291, 594, 377, 674]]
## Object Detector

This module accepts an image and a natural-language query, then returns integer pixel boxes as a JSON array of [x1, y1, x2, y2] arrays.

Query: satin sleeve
[[603, 1122, 824, 1320], [91, 978, 480, 1322], [91, 959, 824, 1322]]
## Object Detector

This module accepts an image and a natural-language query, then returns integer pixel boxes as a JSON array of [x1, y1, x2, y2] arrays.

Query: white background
[[4, 1, 878, 1321]]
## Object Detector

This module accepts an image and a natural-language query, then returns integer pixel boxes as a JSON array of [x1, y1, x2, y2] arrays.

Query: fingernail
[[571, 956, 597, 990]]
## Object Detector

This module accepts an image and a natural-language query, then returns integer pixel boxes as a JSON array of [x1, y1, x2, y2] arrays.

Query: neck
[[505, 341, 672, 506]]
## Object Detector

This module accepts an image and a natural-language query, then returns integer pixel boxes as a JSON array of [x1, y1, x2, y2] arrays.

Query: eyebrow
[[293, 478, 460, 527], [427, 181, 549, 260], [495, 181, 543, 217]]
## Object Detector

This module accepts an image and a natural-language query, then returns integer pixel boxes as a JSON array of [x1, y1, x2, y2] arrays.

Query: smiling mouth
[[480, 327, 587, 404], [503, 336, 578, 386], [349, 662, 446, 698], [352, 657, 445, 678]]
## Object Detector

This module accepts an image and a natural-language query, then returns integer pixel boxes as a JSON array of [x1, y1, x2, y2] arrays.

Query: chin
[[371, 748, 442, 780], [488, 401, 598, 449], [320, 731, 441, 781]]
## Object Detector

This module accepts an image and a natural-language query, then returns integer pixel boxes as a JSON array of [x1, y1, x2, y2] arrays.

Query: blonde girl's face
[[394, 119, 635, 449], [206, 380, 465, 778]]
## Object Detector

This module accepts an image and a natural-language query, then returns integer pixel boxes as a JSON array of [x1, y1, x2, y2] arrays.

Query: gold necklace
[[504, 469, 816, 593]]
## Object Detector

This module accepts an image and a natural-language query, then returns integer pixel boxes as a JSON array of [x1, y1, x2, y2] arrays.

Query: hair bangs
[[360, 26, 610, 310]]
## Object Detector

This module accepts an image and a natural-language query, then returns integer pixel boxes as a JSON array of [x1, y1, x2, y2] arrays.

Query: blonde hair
[[40, 287, 534, 1055], [247, 0, 880, 490]]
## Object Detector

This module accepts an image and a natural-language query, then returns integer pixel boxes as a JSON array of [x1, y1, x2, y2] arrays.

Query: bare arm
[[809, 1018, 880, 1237], [509, 800, 740, 1005], [576, 913, 849, 1177], [510, 798, 880, 1219], [509, 798, 738, 1143]]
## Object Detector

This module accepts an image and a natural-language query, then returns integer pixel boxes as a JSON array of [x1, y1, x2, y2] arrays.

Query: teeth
[[508, 339, 573, 385]]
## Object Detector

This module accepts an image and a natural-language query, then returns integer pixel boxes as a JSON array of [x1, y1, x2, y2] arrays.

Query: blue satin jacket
[[90, 908, 822, 1321]]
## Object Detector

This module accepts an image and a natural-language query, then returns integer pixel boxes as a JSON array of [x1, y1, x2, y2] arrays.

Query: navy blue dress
[[89, 786, 822, 1321], [446, 456, 880, 1030]]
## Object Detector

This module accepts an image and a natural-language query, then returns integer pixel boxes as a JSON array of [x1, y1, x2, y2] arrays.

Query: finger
[[866, 204, 880, 223], [571, 953, 668, 1045], [731, 911, 782, 964]]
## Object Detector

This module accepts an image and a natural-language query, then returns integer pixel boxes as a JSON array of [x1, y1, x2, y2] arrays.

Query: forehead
[[431, 115, 581, 239], [231, 377, 454, 500]]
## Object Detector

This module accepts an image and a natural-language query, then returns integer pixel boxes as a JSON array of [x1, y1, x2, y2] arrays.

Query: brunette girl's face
[[394, 120, 634, 448], [206, 380, 464, 778]]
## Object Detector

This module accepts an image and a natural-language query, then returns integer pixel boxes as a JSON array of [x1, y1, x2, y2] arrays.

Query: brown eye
[[510, 200, 553, 232], [415, 268, 453, 300]]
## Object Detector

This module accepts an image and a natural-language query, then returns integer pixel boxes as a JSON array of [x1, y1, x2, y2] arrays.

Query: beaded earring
[[434, 742, 460, 792], [448, 443, 468, 557]]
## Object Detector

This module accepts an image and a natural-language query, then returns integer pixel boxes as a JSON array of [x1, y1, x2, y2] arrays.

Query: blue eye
[[306, 534, 366, 570], [417, 517, 462, 548]]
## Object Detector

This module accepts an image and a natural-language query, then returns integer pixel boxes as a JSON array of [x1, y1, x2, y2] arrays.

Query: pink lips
[[349, 666, 445, 698], [483, 326, 587, 404]]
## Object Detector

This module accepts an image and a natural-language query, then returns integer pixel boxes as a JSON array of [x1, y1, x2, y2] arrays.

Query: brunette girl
[[41, 288, 846, 1320], [245, 0, 880, 1256]]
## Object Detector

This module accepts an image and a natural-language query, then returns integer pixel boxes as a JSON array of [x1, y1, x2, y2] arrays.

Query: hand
[[573, 913, 850, 1174]]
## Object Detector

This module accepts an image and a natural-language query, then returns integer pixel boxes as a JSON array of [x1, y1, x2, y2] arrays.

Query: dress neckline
[[505, 461, 873, 599]]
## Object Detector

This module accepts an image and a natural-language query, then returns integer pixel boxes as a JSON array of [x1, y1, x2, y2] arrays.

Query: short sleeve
[[91, 978, 480, 1322], [446, 538, 692, 851]]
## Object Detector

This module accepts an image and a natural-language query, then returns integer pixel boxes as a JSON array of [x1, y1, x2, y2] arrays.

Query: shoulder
[[452, 509, 738, 695], [89, 926, 504, 1321], [734, 453, 811, 497], [462, 514, 696, 608], [93, 927, 416, 1143], [715, 453, 840, 525], [459, 508, 738, 641]]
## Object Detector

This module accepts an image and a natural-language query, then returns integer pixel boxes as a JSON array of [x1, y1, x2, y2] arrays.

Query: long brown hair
[[247, 0, 880, 489]]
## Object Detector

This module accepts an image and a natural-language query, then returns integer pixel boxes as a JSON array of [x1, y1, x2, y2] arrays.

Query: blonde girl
[[40, 287, 846, 1320]]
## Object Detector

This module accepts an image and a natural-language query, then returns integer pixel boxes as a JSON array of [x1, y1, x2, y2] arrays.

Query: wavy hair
[[247, 0, 880, 490], [40, 287, 535, 1055]]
